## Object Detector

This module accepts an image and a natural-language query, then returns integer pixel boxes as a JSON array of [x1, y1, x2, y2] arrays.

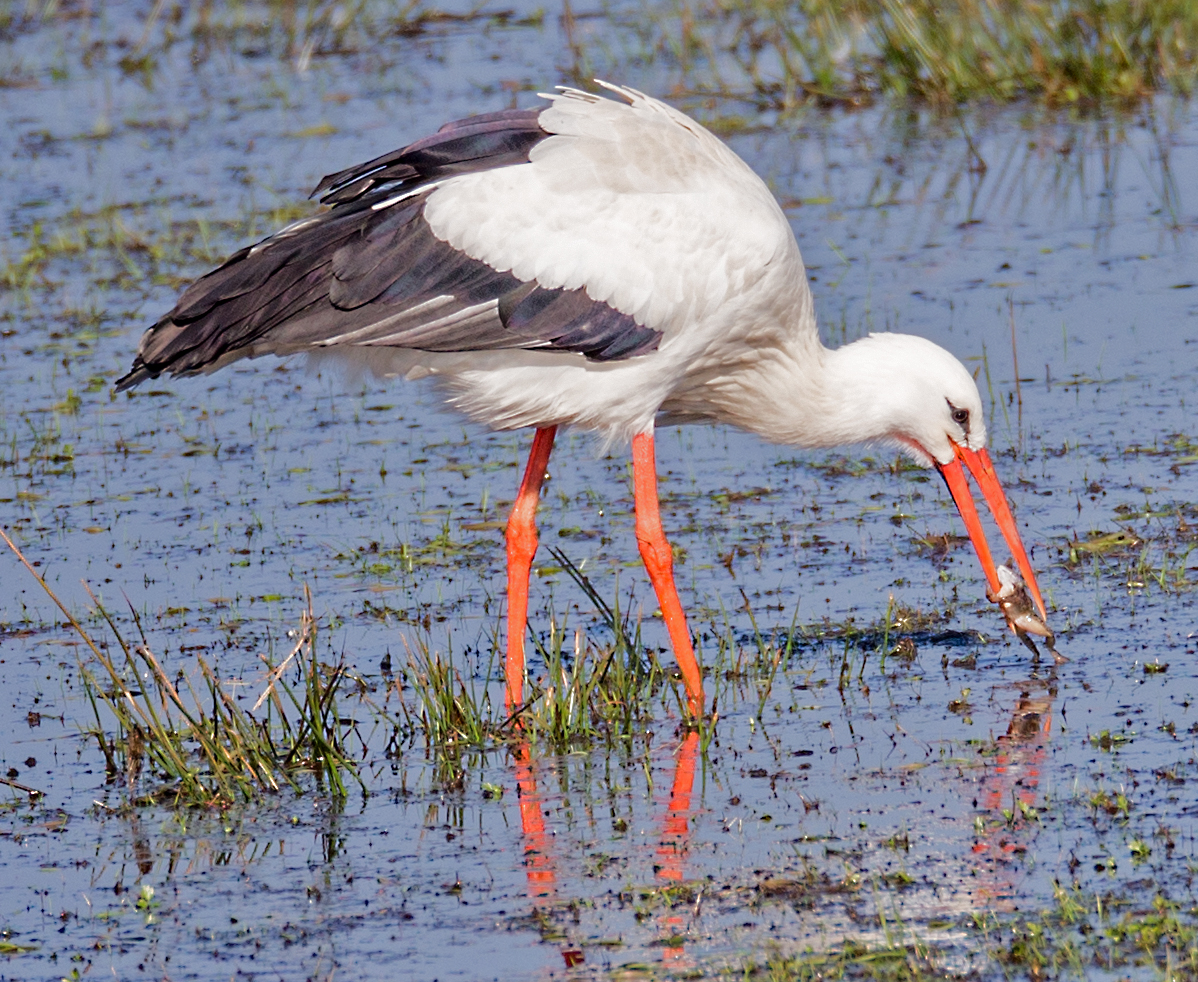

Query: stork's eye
[[951, 407, 970, 426]]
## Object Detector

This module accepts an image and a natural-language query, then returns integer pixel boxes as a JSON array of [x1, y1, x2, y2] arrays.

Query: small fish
[[988, 565, 1067, 663]]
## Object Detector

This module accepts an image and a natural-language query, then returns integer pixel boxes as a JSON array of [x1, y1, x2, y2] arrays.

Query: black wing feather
[[170, 243, 296, 323], [310, 109, 545, 202], [117, 106, 662, 391]]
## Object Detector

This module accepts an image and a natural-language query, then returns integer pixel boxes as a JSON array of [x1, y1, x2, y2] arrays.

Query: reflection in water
[[654, 731, 700, 968], [129, 813, 154, 878], [513, 742, 557, 903], [738, 97, 1187, 307], [656, 732, 700, 883], [509, 732, 703, 971], [971, 672, 1058, 911]]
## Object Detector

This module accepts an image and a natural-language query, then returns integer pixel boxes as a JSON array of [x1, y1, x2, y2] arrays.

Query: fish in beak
[[936, 444, 1047, 626]]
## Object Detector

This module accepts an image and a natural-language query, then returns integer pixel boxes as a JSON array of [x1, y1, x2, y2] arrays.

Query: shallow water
[[2, 3, 1198, 980]]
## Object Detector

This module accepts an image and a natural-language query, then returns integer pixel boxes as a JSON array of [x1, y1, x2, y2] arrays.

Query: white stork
[[119, 83, 1047, 720]]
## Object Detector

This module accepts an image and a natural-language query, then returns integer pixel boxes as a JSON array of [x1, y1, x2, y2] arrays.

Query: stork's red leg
[[505, 426, 557, 711], [631, 431, 705, 718]]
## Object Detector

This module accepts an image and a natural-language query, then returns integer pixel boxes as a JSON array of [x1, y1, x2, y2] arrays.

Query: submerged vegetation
[[740, 884, 1198, 981]]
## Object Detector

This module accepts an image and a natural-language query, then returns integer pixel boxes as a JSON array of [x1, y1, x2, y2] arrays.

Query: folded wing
[[117, 106, 662, 390]]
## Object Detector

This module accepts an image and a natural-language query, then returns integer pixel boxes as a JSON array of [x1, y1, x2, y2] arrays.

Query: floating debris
[[1065, 528, 1143, 565]]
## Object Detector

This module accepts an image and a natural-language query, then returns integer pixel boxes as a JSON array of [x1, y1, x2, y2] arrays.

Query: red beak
[[936, 444, 1047, 622]]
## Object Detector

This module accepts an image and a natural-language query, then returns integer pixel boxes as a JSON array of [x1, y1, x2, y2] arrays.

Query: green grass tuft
[[646, 0, 1198, 107], [1, 527, 364, 808]]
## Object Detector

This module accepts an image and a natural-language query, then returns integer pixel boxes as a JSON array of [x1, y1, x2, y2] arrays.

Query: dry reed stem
[[254, 621, 308, 710]]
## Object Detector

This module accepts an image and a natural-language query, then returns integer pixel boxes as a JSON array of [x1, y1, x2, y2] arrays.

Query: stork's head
[[831, 332, 1046, 623], [863, 335, 987, 468]]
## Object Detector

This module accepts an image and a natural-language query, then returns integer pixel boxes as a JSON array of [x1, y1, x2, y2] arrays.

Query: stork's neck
[[717, 332, 920, 450]]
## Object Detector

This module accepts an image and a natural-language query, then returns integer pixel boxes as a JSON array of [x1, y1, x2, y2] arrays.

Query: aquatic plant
[[398, 639, 497, 751], [85, 595, 365, 806], [393, 550, 667, 756], [639, 0, 1198, 107], [1, 529, 363, 807]]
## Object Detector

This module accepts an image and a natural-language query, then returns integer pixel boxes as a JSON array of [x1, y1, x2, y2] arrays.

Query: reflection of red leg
[[655, 732, 700, 965], [971, 690, 1053, 907], [513, 741, 556, 900], [513, 742, 583, 968], [505, 427, 557, 712], [656, 732, 699, 881], [631, 432, 704, 718]]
